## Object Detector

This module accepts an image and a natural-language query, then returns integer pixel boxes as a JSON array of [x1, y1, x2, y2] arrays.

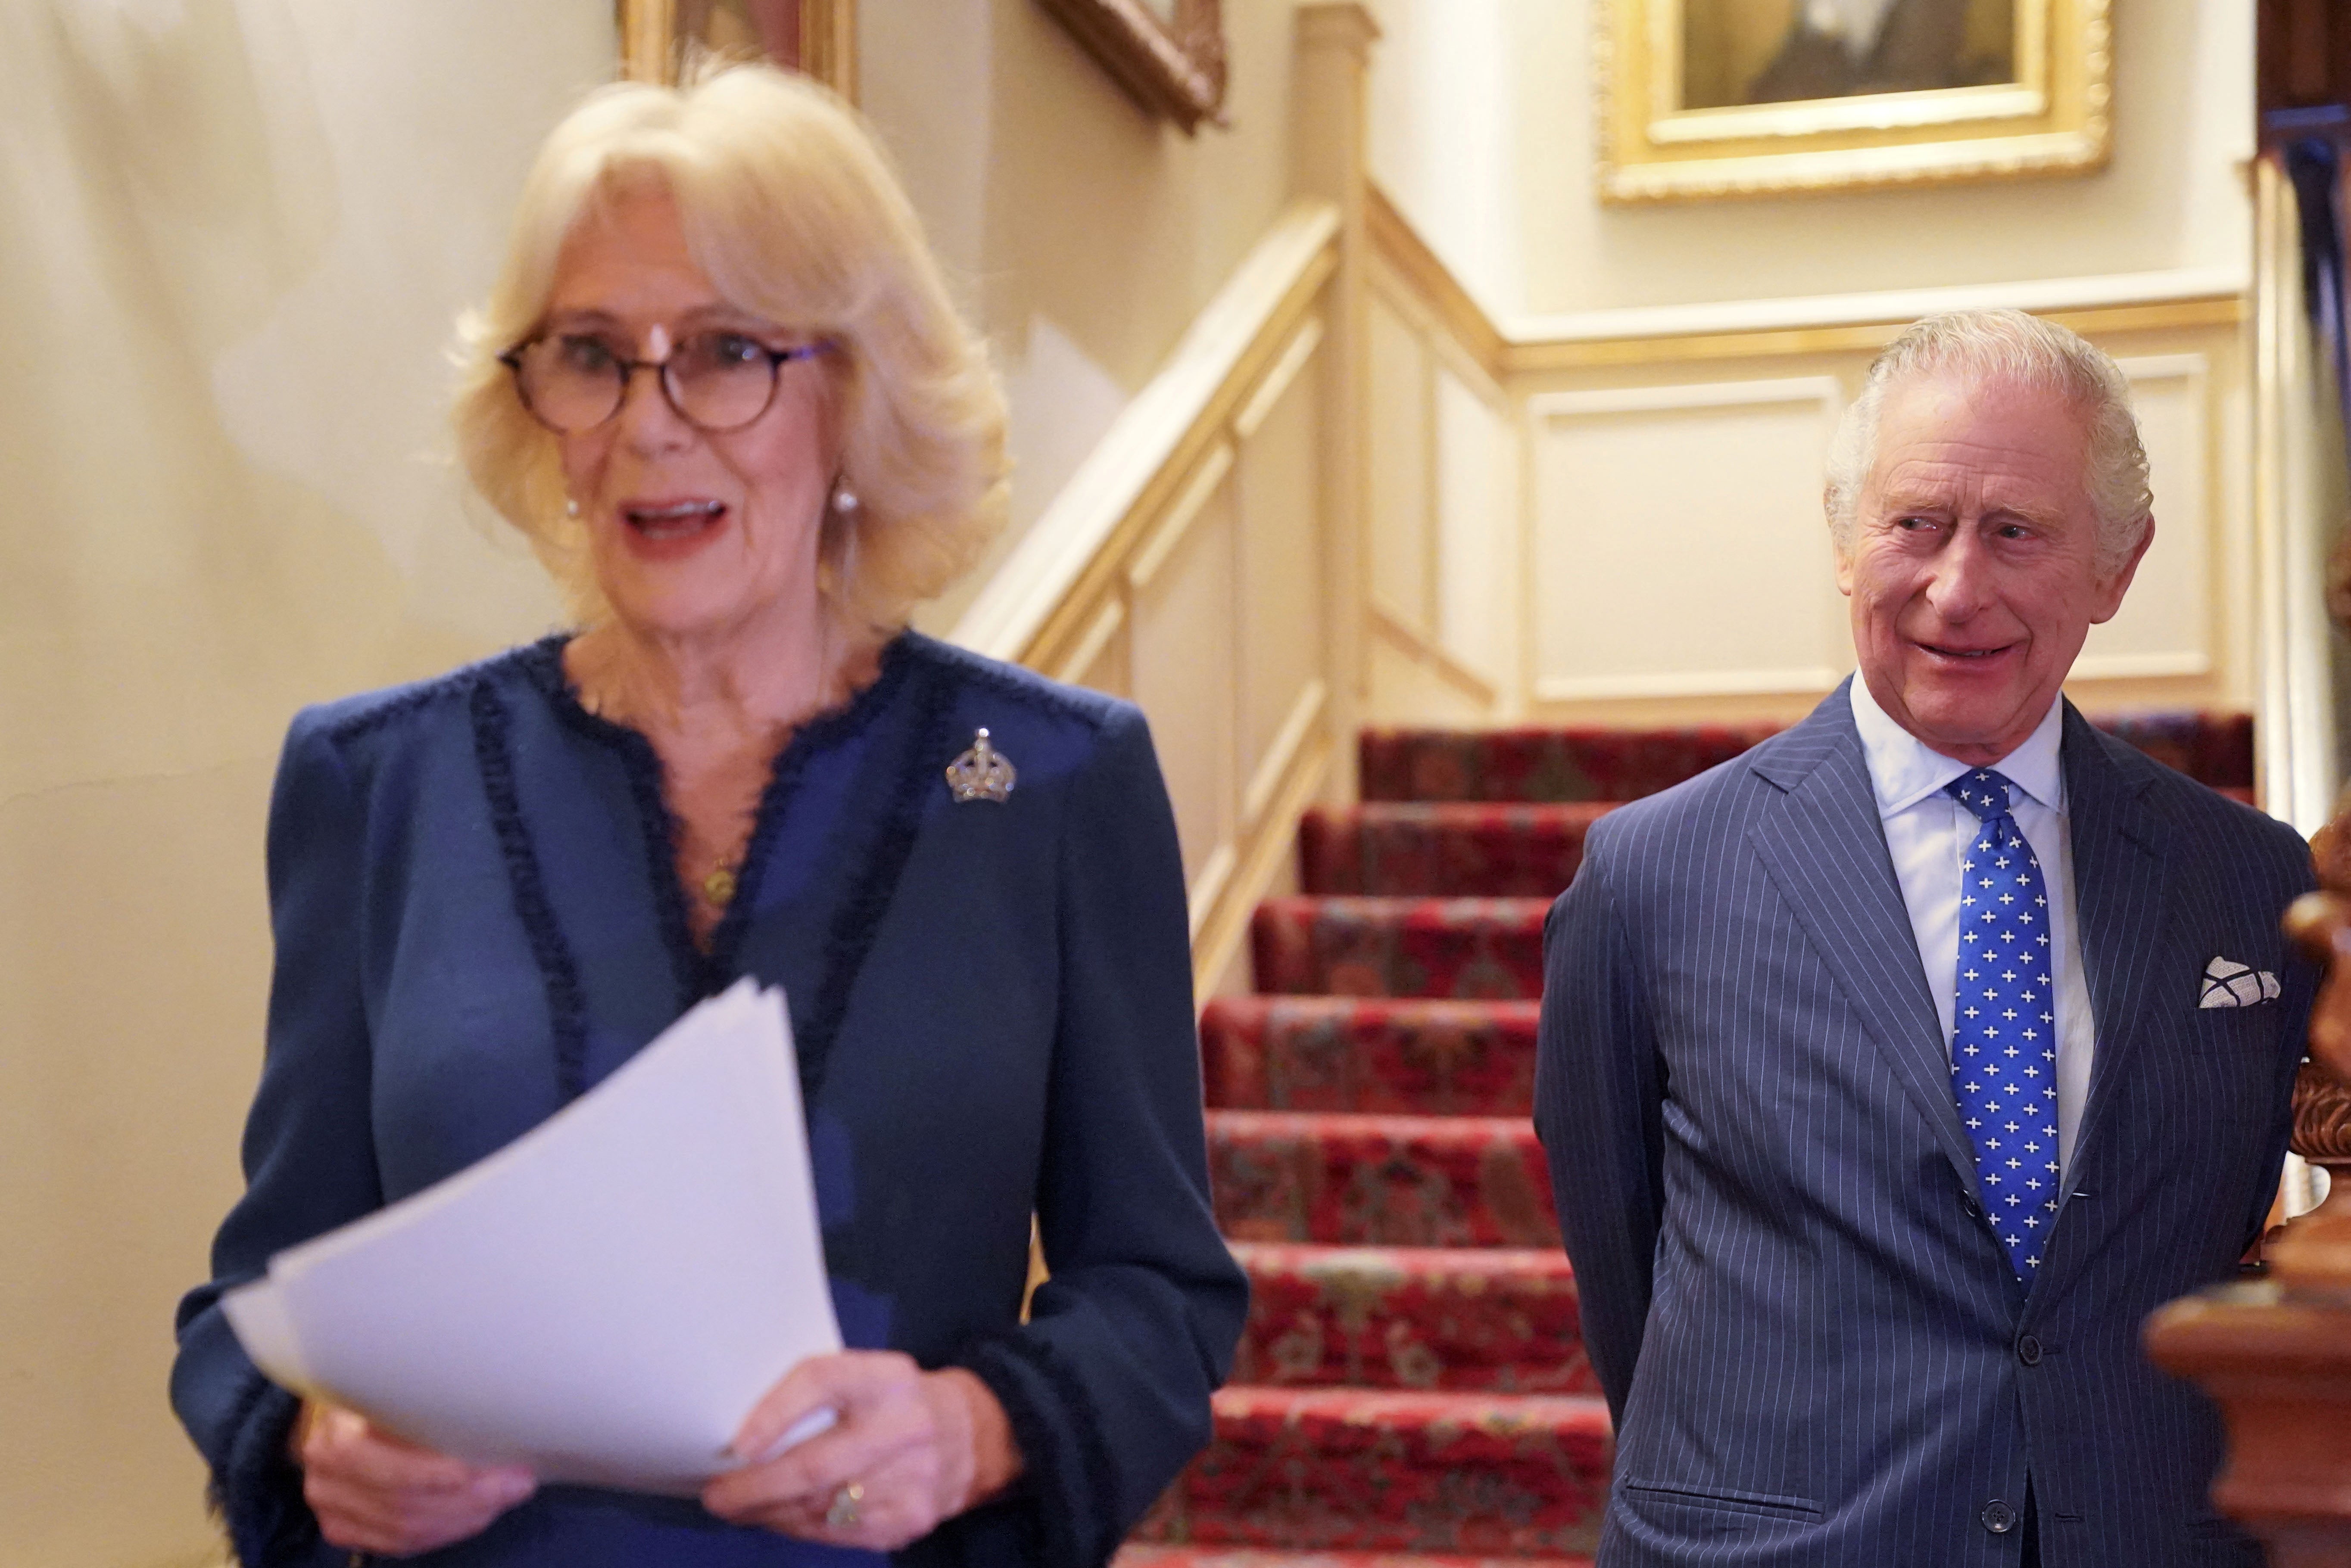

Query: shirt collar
[[1847, 676, 2066, 818]]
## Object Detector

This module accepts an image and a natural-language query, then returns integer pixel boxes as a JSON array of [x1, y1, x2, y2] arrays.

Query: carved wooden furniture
[[2145, 821, 2351, 1567]]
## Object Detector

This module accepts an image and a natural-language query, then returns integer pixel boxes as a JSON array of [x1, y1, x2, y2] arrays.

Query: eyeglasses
[[500, 329, 834, 435]]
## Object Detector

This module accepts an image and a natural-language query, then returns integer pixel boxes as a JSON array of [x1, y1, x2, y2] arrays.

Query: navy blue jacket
[[171, 631, 1245, 1568], [1537, 684, 2314, 1568]]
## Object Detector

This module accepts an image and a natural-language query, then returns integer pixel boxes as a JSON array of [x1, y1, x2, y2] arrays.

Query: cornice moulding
[[1507, 266, 2251, 345]]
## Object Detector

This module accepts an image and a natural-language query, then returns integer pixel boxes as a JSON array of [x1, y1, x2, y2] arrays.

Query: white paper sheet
[[222, 982, 841, 1496]]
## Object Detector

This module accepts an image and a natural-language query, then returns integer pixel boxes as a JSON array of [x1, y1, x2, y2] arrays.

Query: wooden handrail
[[2146, 824, 2351, 1564]]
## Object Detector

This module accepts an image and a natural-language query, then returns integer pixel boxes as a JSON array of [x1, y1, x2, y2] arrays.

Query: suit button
[[1962, 1195, 1984, 1219], [1982, 1500, 2017, 1534], [2017, 1334, 2042, 1366]]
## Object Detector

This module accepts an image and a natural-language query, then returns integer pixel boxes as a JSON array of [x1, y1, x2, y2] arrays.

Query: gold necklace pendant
[[701, 864, 739, 907]]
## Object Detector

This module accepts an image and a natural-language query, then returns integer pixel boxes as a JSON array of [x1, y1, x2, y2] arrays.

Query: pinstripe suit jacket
[[1535, 683, 2315, 1568]]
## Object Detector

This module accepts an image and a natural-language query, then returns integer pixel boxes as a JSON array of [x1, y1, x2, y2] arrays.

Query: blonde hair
[[452, 64, 1006, 640], [1824, 308, 2151, 576]]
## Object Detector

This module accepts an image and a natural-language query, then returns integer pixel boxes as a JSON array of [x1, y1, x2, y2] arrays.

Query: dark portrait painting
[[1681, 0, 2017, 109], [622, 0, 854, 100], [676, 0, 808, 70]]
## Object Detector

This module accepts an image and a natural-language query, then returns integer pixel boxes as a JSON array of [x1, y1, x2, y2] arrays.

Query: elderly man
[[1537, 309, 2315, 1568]]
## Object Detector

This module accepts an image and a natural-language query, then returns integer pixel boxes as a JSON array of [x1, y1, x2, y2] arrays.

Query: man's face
[[1835, 372, 2152, 766]]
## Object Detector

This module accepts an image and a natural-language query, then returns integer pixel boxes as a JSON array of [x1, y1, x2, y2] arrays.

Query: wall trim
[[1242, 679, 1329, 831], [2069, 650, 2215, 681], [1508, 266, 2250, 346], [1128, 441, 1235, 593], [1191, 725, 1333, 1002], [1366, 182, 2244, 382], [1236, 318, 1327, 441], [1187, 842, 1238, 941], [1528, 374, 1847, 418], [1365, 185, 1508, 380], [1369, 598, 1501, 704], [2114, 351, 2215, 383], [1047, 599, 1126, 686], [1507, 297, 2243, 374]]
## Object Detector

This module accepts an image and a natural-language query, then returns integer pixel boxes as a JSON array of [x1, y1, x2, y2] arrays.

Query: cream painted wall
[[0, 4, 602, 1563], [873, 0, 1320, 634], [1362, 0, 1519, 314], [1367, 0, 2255, 318]]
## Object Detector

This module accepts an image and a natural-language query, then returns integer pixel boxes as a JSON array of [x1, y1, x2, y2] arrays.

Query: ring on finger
[[826, 1481, 864, 1529]]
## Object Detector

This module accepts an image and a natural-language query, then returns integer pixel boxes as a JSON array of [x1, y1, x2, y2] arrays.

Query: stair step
[[1121, 1549, 1595, 1568], [2092, 712, 2253, 789], [1250, 898, 1549, 1000], [1360, 725, 1777, 803], [1202, 997, 1540, 1116], [1360, 713, 2256, 804], [1207, 1111, 1556, 1248], [1231, 1242, 1591, 1394], [1299, 803, 1612, 898], [1134, 1387, 1611, 1557]]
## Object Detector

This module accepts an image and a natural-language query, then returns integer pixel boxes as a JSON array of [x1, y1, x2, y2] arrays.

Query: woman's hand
[[292, 1401, 537, 1557], [702, 1351, 1023, 1550]]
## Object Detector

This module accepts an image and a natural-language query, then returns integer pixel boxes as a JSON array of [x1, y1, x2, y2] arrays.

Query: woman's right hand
[[292, 1401, 538, 1557]]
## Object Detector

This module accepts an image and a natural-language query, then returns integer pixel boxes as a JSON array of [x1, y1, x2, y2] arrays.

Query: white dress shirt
[[1848, 680, 2096, 1175]]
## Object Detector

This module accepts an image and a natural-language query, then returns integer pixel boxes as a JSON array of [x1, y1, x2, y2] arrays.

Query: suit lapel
[[1746, 686, 1983, 1198], [2057, 704, 2170, 1193]]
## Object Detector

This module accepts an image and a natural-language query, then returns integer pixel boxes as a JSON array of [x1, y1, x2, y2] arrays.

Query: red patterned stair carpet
[[1120, 713, 2254, 1568]]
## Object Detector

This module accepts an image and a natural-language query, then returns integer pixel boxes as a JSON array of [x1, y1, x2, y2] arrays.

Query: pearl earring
[[832, 482, 860, 515], [565, 498, 580, 518]]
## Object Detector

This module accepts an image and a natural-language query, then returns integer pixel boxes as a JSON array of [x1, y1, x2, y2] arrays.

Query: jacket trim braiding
[[469, 677, 593, 1104], [957, 1329, 1121, 1568]]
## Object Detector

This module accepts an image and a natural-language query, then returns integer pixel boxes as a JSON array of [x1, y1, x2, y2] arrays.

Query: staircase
[[1122, 710, 2257, 1568]]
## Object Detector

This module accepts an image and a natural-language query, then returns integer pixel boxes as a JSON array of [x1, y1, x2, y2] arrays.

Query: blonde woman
[[171, 65, 1242, 1568]]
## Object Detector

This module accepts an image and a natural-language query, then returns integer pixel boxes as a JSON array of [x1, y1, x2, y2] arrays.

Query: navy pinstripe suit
[[1536, 682, 2314, 1568]]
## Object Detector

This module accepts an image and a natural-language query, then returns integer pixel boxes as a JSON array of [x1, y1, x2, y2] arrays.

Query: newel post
[[1291, 3, 1377, 801], [2146, 818, 2351, 1568]]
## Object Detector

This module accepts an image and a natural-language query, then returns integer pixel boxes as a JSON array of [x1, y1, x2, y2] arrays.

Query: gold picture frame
[[1596, 0, 2110, 202], [619, 0, 858, 102], [1035, 0, 1228, 135]]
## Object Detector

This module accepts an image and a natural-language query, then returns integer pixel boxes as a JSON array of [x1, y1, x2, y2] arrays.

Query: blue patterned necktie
[[1946, 768, 2061, 1282]]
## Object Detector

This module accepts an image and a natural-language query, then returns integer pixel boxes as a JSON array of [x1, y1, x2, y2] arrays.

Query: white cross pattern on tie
[[1946, 768, 2060, 1282]]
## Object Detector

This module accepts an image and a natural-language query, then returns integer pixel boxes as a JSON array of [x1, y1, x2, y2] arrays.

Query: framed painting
[[619, 0, 857, 103], [1596, 0, 2111, 202], [1035, 0, 1228, 134]]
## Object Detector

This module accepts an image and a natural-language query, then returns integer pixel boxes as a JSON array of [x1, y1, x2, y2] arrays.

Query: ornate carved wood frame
[[1596, 0, 2111, 202], [619, 0, 858, 103], [1036, 0, 1229, 134]]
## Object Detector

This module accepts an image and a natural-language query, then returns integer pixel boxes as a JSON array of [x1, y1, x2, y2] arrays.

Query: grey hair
[[1823, 308, 2152, 576]]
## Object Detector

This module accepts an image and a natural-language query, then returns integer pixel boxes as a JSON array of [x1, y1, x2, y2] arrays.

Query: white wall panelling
[[1364, 252, 1517, 722], [1367, 295, 1435, 630], [1526, 378, 1849, 704], [1129, 462, 1243, 929], [1236, 332, 1330, 833], [1434, 364, 1517, 689], [2077, 355, 2214, 681]]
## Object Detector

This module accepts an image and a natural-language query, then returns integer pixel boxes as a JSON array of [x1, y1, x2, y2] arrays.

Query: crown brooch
[[945, 728, 1017, 804]]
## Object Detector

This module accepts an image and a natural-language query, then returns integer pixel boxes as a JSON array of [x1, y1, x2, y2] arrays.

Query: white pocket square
[[2199, 956, 2281, 1008]]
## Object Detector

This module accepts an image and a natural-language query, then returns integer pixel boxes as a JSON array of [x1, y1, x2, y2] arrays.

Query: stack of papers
[[224, 982, 841, 1495]]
